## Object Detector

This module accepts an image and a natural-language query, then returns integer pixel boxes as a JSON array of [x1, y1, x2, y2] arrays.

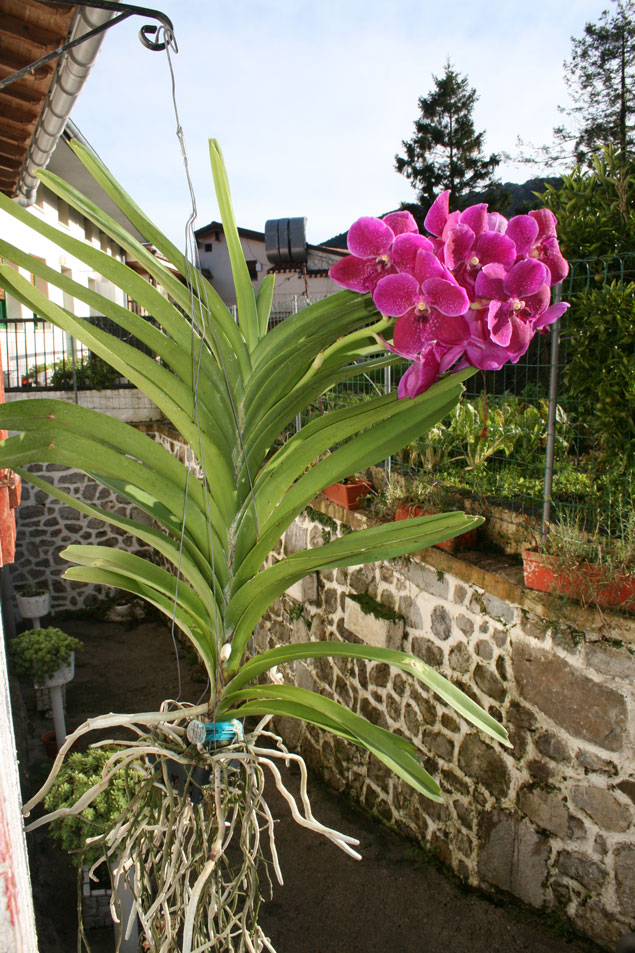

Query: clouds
[[71, 0, 608, 247]]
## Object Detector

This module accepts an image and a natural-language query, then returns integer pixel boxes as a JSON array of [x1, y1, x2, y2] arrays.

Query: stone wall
[[4, 388, 161, 424], [256, 502, 635, 951], [13, 464, 154, 613]]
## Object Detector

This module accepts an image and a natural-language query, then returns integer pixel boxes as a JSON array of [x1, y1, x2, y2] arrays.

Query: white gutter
[[16, 6, 114, 206]]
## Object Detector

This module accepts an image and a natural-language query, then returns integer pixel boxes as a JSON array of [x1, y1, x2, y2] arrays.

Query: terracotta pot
[[522, 549, 635, 611], [394, 504, 480, 552], [322, 479, 372, 510], [41, 730, 58, 758]]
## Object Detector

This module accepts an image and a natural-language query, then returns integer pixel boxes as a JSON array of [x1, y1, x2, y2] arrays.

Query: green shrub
[[10, 627, 83, 683], [563, 281, 635, 471], [44, 747, 138, 867]]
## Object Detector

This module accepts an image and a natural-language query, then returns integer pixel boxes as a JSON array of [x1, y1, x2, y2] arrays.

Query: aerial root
[[25, 702, 357, 952]]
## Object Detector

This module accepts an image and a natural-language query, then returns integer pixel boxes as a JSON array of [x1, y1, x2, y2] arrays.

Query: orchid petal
[[397, 350, 439, 398], [460, 204, 488, 237], [422, 277, 469, 316], [392, 233, 434, 272], [347, 217, 394, 258], [529, 208, 557, 239], [506, 215, 539, 256], [424, 190, 450, 238], [426, 311, 470, 346], [414, 249, 446, 283], [444, 224, 475, 270], [487, 302, 513, 346], [541, 238, 569, 284], [329, 255, 391, 293], [504, 259, 548, 298], [373, 273, 418, 316], [487, 212, 508, 234], [393, 310, 428, 355], [476, 232, 516, 268], [475, 263, 506, 300], [532, 300, 570, 330], [382, 210, 418, 236]]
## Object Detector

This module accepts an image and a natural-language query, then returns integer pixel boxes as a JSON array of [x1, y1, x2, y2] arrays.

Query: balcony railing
[[1, 315, 158, 392]]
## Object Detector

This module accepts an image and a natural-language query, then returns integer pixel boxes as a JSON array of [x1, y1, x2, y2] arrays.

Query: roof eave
[[15, 5, 114, 207]]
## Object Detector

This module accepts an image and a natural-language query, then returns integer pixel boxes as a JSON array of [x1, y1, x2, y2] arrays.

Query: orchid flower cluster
[[328, 192, 570, 398]]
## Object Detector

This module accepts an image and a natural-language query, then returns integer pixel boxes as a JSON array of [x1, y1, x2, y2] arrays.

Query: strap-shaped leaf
[[62, 565, 214, 680], [209, 140, 259, 353], [0, 266, 238, 526], [233, 380, 463, 583], [66, 137, 251, 381], [61, 545, 213, 642], [225, 642, 510, 747], [0, 398, 222, 555], [218, 684, 441, 801], [256, 275, 275, 338], [38, 166, 247, 394], [19, 468, 225, 618], [226, 512, 482, 669]]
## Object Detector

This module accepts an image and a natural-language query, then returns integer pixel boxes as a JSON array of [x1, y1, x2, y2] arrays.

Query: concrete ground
[[15, 617, 602, 953]]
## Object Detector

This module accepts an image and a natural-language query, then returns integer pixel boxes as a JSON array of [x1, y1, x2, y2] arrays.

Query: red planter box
[[522, 548, 635, 611], [394, 504, 480, 552], [322, 480, 373, 510]]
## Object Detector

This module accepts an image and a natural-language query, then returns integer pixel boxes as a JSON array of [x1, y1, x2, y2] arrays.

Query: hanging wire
[[158, 27, 261, 722]]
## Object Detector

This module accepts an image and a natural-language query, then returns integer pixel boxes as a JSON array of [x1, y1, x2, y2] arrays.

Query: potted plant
[[523, 512, 635, 611], [322, 475, 373, 510], [0, 140, 566, 952], [10, 627, 83, 749], [10, 626, 83, 686], [15, 582, 50, 625], [44, 747, 141, 948], [370, 476, 480, 552]]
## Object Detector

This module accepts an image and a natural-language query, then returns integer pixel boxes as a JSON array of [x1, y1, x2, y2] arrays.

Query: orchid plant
[[0, 140, 566, 952]]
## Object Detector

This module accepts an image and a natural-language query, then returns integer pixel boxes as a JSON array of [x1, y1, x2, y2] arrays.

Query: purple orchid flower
[[329, 211, 419, 294], [373, 249, 470, 356], [506, 210, 569, 285]]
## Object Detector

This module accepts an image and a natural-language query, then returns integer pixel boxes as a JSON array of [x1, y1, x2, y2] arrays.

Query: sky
[[71, 0, 609, 248]]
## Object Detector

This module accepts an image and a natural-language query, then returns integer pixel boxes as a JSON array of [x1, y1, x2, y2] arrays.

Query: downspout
[[15, 6, 115, 206]]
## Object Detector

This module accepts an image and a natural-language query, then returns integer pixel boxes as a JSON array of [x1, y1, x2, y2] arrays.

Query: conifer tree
[[555, 0, 635, 165], [395, 62, 500, 207]]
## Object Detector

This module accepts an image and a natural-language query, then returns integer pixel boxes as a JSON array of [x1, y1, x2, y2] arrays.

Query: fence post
[[541, 285, 562, 542]]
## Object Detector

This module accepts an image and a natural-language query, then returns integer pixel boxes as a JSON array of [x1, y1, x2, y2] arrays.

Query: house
[[195, 219, 347, 312], [0, 4, 117, 949]]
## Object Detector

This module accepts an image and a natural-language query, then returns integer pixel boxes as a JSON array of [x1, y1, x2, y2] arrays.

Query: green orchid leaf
[[225, 641, 510, 747], [218, 684, 441, 801]]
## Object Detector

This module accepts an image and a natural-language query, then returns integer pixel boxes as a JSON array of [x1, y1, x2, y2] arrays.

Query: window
[[58, 199, 69, 227], [30, 257, 48, 324], [246, 260, 259, 281], [204, 243, 213, 252]]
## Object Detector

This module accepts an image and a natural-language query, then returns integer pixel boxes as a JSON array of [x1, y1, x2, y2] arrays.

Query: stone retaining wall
[[256, 502, 635, 950], [13, 464, 154, 613]]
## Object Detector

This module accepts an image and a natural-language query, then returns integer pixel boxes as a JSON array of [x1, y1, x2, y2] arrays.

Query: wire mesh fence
[[3, 276, 632, 556]]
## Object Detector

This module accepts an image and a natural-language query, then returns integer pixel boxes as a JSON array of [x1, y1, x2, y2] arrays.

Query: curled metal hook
[[0, 1, 176, 92]]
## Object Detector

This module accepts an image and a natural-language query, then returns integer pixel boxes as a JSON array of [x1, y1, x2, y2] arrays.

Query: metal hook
[[0, 1, 176, 92]]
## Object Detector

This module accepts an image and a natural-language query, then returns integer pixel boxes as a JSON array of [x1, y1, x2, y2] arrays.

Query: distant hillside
[[320, 176, 562, 249]]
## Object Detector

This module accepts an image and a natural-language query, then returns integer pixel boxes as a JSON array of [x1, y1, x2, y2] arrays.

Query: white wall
[[1, 185, 127, 388], [0, 606, 38, 953]]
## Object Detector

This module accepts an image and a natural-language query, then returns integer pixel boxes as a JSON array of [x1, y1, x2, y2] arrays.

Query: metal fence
[[0, 314, 157, 393], [3, 279, 632, 551]]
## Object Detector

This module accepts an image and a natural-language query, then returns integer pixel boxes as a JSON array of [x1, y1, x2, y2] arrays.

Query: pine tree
[[395, 62, 500, 207], [555, 0, 635, 165]]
